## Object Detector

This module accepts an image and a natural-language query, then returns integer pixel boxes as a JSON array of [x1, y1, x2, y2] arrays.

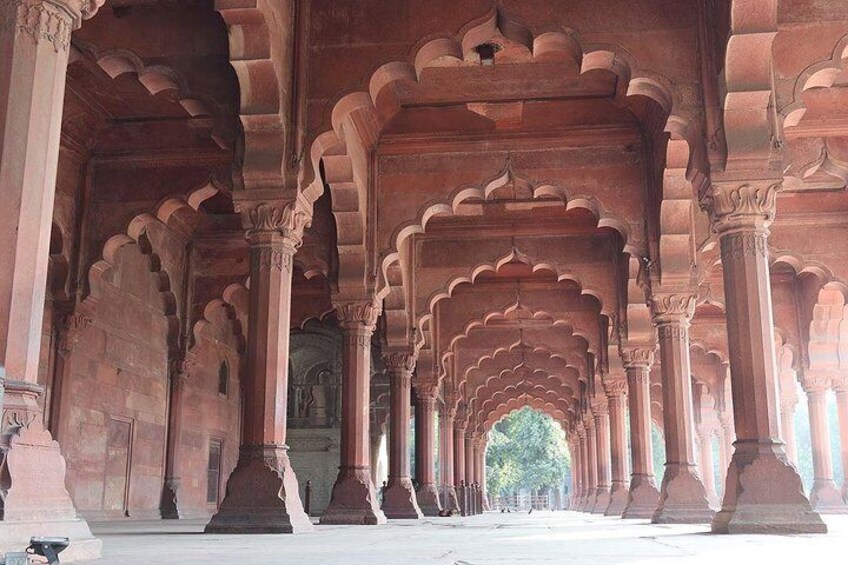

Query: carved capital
[[0, 0, 94, 52], [621, 347, 655, 369], [590, 395, 609, 416], [169, 351, 197, 383], [603, 376, 628, 397], [382, 349, 418, 375], [700, 180, 781, 235], [57, 311, 92, 353], [334, 297, 382, 332], [414, 377, 440, 403], [801, 371, 833, 394], [651, 292, 696, 326], [240, 202, 309, 247], [779, 394, 798, 414]]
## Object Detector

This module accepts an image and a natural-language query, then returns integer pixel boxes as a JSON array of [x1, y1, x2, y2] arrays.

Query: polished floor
[[80, 511, 848, 564]]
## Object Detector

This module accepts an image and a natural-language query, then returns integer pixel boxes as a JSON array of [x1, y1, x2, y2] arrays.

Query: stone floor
[[78, 512, 848, 564]]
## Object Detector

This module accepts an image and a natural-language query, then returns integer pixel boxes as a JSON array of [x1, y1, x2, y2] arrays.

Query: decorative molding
[[700, 181, 781, 235], [253, 247, 294, 273], [415, 382, 440, 402], [720, 232, 768, 261]]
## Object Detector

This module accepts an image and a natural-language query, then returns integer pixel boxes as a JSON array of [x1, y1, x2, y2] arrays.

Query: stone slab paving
[[80, 512, 848, 564]]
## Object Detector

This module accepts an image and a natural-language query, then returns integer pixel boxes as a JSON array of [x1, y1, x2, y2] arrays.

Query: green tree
[[485, 407, 571, 495]]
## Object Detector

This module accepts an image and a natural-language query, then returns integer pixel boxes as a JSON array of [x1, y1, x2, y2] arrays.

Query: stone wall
[[288, 428, 342, 516]]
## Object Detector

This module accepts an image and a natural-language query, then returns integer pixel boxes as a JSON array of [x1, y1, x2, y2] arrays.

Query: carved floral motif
[[58, 311, 92, 353], [700, 181, 781, 234], [334, 298, 382, 330], [1, 0, 76, 52], [621, 347, 655, 368], [241, 202, 310, 246], [603, 377, 628, 397]]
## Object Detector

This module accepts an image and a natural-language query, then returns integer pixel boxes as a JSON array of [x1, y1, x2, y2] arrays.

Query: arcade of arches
[[3, 0, 848, 560]]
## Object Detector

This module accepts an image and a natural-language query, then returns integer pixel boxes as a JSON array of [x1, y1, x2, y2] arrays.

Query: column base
[[605, 482, 630, 516], [651, 465, 714, 524], [416, 483, 442, 516], [483, 495, 491, 511], [321, 466, 387, 525], [621, 475, 660, 520], [205, 446, 313, 534], [381, 477, 422, 519], [810, 479, 848, 515], [591, 487, 611, 514], [581, 491, 597, 512], [712, 444, 826, 533], [160, 478, 182, 519], [440, 485, 459, 512], [0, 381, 101, 560]]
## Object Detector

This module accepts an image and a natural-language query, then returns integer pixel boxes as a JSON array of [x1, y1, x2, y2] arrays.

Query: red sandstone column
[[414, 380, 442, 516], [454, 415, 468, 516], [622, 348, 660, 518], [704, 178, 824, 533], [650, 293, 713, 524], [583, 414, 598, 512], [207, 203, 312, 534], [802, 374, 847, 513], [834, 381, 848, 501], [697, 426, 718, 508], [591, 396, 612, 513], [0, 2, 105, 555], [465, 434, 476, 514], [160, 355, 193, 519], [576, 422, 589, 510], [321, 298, 387, 525], [440, 404, 459, 511], [605, 376, 630, 515], [380, 350, 422, 519], [780, 395, 799, 466], [370, 423, 384, 489], [568, 435, 580, 509]]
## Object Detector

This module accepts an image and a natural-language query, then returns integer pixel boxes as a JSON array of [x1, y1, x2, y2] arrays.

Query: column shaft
[[414, 384, 442, 516], [706, 179, 824, 533], [440, 409, 459, 511], [321, 299, 386, 525], [0, 1, 102, 556], [606, 381, 630, 515], [380, 352, 421, 519], [804, 382, 846, 512], [208, 214, 312, 534], [585, 419, 598, 512], [622, 354, 660, 519], [836, 388, 848, 501], [591, 402, 612, 513], [652, 295, 712, 524]]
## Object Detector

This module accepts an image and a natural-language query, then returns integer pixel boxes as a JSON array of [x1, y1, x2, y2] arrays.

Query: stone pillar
[[835, 381, 848, 501], [370, 423, 384, 489], [591, 397, 612, 513], [697, 426, 718, 508], [802, 374, 847, 513], [474, 436, 485, 513], [650, 294, 713, 524], [454, 415, 468, 515], [704, 179, 824, 533], [577, 423, 589, 510], [321, 298, 387, 525], [414, 381, 442, 516], [584, 415, 598, 512], [465, 434, 476, 514], [605, 376, 630, 515], [160, 355, 194, 519], [569, 434, 581, 509], [207, 203, 312, 534], [439, 405, 459, 512], [622, 349, 660, 519], [0, 0, 104, 557], [780, 396, 799, 467], [380, 350, 422, 519]]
